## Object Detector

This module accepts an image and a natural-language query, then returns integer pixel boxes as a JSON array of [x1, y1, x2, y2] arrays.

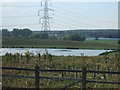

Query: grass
[[2, 37, 119, 50], [2, 50, 120, 88], [85, 40, 118, 44]]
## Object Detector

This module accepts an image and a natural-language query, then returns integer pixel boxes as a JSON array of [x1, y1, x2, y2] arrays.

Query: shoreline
[[1, 47, 119, 50]]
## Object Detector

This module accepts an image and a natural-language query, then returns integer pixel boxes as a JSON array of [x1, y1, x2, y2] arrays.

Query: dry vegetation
[[2, 51, 120, 88]]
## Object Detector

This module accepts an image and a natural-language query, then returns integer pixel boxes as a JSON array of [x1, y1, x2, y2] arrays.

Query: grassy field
[[2, 51, 120, 88], [85, 40, 118, 44], [2, 37, 119, 50]]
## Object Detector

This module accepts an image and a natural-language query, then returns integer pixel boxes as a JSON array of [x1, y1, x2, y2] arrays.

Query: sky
[[0, 0, 119, 31], [0, 0, 119, 2]]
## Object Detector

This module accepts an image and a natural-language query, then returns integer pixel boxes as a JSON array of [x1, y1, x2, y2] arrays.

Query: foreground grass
[[2, 37, 119, 50], [2, 51, 120, 88]]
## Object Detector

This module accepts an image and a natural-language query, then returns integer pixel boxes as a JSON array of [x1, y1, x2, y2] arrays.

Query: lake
[[0, 48, 112, 56]]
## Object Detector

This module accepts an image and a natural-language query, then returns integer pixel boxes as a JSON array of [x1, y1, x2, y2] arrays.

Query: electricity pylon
[[38, 0, 54, 31]]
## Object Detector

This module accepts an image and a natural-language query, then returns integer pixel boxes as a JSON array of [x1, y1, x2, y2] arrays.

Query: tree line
[[2, 28, 86, 41], [2, 28, 32, 37], [2, 28, 119, 42]]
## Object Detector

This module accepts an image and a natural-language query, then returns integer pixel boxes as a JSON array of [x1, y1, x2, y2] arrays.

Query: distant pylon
[[38, 0, 54, 31]]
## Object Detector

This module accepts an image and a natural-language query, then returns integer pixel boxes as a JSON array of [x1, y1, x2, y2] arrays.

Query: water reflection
[[0, 48, 112, 56]]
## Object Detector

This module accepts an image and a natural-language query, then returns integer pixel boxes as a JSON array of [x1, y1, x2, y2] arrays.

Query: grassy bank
[[2, 37, 119, 50], [2, 51, 120, 88]]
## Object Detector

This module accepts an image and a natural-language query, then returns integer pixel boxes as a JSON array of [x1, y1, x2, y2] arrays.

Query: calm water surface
[[0, 48, 112, 56]]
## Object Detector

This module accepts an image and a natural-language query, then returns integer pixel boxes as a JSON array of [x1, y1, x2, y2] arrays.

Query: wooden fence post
[[62, 72, 64, 78], [35, 65, 40, 89], [82, 67, 87, 90]]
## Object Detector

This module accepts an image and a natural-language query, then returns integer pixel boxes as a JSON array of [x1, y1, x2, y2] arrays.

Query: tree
[[30, 33, 49, 39], [11, 28, 32, 37], [39, 33, 49, 39], [22, 28, 32, 37], [49, 35, 58, 40], [2, 29, 10, 37], [12, 28, 20, 37], [60, 34, 71, 40], [60, 33, 86, 41], [95, 36, 99, 40], [70, 33, 86, 41]]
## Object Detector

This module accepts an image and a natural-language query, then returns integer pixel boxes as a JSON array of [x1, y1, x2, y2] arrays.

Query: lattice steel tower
[[38, 0, 54, 31]]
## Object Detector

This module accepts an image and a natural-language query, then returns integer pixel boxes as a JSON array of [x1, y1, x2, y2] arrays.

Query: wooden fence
[[0, 65, 120, 89]]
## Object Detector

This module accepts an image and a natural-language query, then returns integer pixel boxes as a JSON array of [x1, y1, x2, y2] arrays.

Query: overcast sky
[[0, 0, 119, 2], [0, 0, 119, 31]]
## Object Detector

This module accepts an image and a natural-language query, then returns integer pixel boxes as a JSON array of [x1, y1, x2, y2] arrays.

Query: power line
[[38, 0, 54, 31], [52, 5, 114, 23], [1, 15, 37, 18], [1, 3, 102, 22], [1, 3, 114, 23], [1, 3, 112, 23], [54, 12, 100, 28], [1, 2, 114, 30], [1, 5, 40, 7], [2, 23, 39, 27]]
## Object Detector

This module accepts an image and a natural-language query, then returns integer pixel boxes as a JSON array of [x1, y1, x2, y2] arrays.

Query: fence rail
[[1, 66, 120, 89], [1, 67, 120, 74]]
